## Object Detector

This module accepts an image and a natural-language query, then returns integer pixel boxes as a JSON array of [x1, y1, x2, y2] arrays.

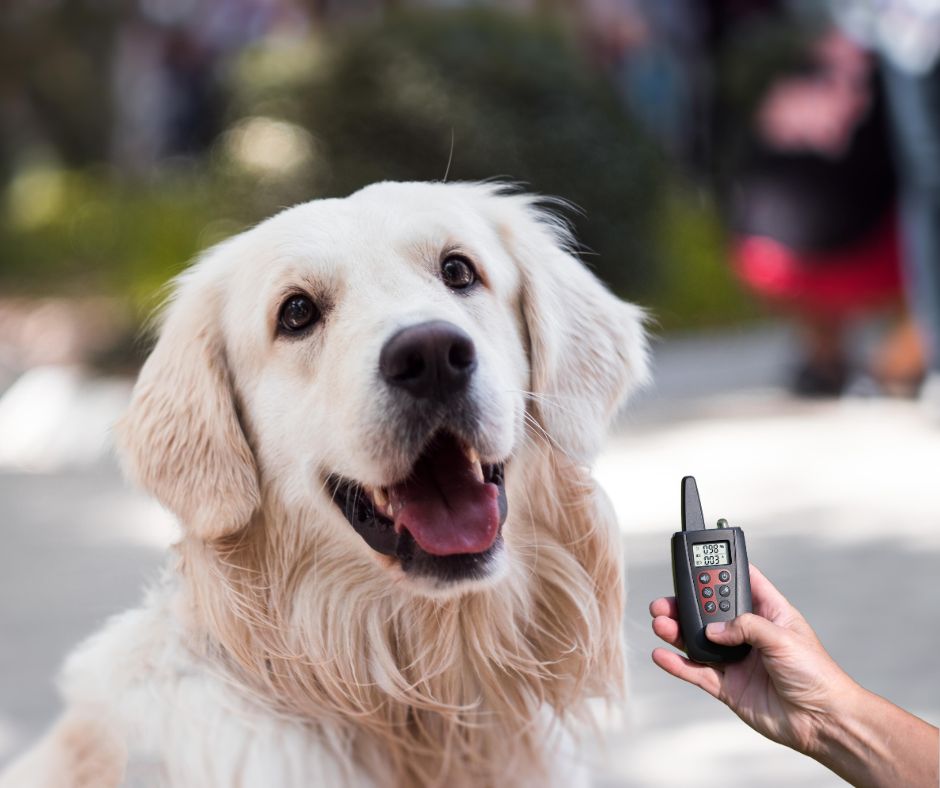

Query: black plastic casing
[[671, 526, 753, 664]]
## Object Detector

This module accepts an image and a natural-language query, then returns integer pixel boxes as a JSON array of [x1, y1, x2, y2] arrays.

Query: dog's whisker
[[509, 387, 590, 409], [521, 410, 570, 461]]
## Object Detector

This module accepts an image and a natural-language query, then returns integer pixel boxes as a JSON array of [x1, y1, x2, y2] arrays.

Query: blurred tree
[[0, 1, 120, 172], [1, 5, 756, 332], [276, 9, 664, 297]]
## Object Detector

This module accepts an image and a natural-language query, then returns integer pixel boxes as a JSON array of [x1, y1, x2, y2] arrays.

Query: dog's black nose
[[380, 320, 477, 400]]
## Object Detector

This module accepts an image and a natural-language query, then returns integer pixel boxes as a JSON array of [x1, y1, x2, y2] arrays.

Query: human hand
[[758, 76, 868, 156], [757, 31, 871, 157], [649, 565, 859, 757]]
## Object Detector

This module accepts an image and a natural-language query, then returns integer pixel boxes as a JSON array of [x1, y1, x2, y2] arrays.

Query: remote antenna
[[681, 476, 707, 532]]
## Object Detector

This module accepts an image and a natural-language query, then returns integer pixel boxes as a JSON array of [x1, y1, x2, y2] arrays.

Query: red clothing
[[733, 213, 902, 315]]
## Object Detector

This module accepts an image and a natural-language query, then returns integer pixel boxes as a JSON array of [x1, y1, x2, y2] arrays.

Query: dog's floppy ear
[[117, 260, 260, 540], [496, 193, 649, 461]]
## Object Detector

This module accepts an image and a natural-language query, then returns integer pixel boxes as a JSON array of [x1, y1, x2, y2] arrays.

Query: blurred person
[[730, 29, 924, 396], [582, 0, 785, 176], [831, 0, 940, 415], [649, 566, 939, 788], [111, 0, 306, 170], [583, 3, 924, 396]]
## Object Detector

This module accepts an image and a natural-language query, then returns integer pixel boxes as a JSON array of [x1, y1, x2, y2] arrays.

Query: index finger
[[651, 648, 723, 698], [649, 596, 678, 619]]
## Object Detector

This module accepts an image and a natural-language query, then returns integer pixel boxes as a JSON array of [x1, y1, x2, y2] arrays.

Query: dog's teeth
[[463, 446, 484, 482], [373, 487, 388, 508]]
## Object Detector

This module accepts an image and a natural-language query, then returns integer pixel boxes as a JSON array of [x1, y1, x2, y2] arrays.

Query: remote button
[[719, 570, 730, 582], [701, 587, 714, 598], [698, 573, 711, 584], [704, 601, 717, 613], [719, 600, 731, 612], [718, 585, 731, 597]]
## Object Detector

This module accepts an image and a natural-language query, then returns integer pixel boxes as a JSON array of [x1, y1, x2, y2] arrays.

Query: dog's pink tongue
[[389, 436, 499, 556]]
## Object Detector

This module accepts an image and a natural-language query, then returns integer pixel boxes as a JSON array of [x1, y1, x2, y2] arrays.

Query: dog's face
[[119, 182, 648, 596], [223, 184, 530, 590]]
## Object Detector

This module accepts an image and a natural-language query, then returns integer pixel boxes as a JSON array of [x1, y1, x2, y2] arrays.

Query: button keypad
[[696, 562, 734, 616]]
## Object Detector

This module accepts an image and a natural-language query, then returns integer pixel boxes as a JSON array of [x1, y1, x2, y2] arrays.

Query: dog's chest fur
[[58, 576, 590, 788], [58, 581, 374, 786]]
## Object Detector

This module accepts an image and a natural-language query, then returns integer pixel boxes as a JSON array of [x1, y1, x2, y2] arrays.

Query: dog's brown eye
[[440, 255, 476, 290], [278, 295, 319, 333]]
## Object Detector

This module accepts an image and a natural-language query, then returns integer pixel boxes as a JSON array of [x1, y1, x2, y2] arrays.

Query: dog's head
[[119, 182, 647, 595]]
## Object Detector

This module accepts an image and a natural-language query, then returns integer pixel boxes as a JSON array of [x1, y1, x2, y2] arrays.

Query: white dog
[[2, 182, 648, 787]]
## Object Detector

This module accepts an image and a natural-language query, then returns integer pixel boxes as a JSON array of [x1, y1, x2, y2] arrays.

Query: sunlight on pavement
[[0, 715, 17, 765], [601, 713, 830, 788], [599, 396, 940, 549], [82, 491, 179, 549], [0, 367, 131, 473]]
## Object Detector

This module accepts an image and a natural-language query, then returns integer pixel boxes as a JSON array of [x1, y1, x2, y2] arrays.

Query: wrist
[[811, 681, 940, 788], [810, 678, 872, 759]]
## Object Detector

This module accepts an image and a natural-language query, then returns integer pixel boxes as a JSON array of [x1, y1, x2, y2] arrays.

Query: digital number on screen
[[692, 541, 730, 567]]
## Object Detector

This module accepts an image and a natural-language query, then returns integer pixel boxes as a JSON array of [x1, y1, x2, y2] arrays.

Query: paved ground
[[1, 323, 938, 786]]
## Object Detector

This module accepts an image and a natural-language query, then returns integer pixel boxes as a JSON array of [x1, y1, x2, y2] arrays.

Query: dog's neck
[[177, 442, 624, 787]]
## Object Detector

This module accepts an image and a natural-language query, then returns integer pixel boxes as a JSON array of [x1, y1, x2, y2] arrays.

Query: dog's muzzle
[[327, 431, 508, 584], [326, 320, 511, 585]]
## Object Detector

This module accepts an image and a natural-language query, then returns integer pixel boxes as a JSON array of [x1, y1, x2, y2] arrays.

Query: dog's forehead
[[207, 185, 529, 354], [237, 185, 517, 288]]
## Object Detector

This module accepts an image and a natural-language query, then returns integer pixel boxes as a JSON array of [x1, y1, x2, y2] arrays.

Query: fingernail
[[706, 622, 726, 636]]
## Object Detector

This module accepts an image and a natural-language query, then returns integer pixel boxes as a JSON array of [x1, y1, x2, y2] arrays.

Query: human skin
[[650, 565, 939, 788]]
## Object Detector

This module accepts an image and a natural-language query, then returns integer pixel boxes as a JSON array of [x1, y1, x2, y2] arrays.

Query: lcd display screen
[[692, 541, 730, 567]]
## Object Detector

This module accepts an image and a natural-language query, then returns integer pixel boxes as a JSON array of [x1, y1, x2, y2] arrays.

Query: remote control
[[671, 476, 752, 664]]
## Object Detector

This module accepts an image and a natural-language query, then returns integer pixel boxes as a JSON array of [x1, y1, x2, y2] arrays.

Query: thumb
[[706, 613, 788, 652]]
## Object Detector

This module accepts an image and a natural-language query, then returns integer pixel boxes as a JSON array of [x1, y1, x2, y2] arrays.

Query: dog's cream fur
[[2, 182, 648, 787]]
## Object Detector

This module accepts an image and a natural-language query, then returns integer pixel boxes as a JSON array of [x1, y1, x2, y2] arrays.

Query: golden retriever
[[1, 182, 648, 787]]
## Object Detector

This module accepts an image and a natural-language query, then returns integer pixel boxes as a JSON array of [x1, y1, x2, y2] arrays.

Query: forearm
[[813, 684, 939, 788]]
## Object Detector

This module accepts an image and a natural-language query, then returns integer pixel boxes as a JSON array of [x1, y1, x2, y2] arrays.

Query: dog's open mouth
[[327, 432, 507, 581]]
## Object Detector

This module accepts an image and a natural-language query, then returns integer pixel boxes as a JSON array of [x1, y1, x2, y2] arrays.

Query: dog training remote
[[671, 476, 752, 664]]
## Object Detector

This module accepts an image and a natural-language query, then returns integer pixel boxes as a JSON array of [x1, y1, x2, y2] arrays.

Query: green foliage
[[650, 185, 759, 331], [0, 168, 225, 314], [0, 6, 756, 333], [0, 2, 119, 171], [293, 9, 663, 296]]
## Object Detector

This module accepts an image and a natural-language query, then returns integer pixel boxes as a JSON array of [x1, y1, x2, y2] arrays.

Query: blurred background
[[1, 1, 938, 786]]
